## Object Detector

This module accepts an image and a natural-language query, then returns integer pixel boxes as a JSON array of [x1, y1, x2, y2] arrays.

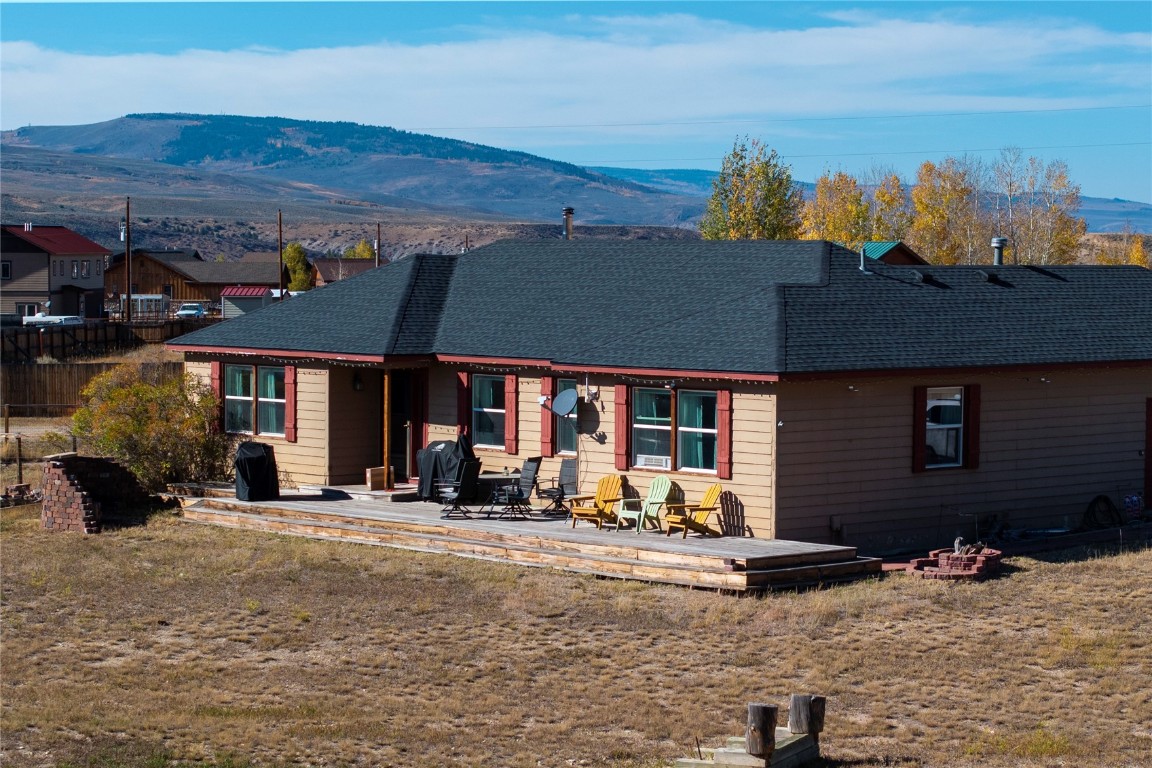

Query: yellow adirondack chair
[[569, 474, 623, 529], [615, 474, 671, 533], [665, 483, 723, 538]]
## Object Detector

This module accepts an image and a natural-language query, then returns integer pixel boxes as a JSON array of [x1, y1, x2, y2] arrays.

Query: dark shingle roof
[[169, 240, 1152, 375]]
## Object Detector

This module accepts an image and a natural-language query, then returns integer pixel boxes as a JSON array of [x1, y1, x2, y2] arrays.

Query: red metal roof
[[221, 285, 272, 298], [2, 225, 112, 256]]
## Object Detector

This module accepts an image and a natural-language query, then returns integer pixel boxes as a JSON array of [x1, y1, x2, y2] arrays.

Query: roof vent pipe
[[562, 207, 574, 240], [991, 237, 1008, 266]]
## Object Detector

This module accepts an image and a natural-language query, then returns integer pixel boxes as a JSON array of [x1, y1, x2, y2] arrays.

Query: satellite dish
[[546, 388, 579, 417]]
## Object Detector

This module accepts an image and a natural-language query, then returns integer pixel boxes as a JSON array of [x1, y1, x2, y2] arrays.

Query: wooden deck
[[176, 487, 881, 592]]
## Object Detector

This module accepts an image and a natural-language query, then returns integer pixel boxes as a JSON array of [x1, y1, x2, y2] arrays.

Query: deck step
[[181, 501, 880, 592], [675, 730, 819, 767]]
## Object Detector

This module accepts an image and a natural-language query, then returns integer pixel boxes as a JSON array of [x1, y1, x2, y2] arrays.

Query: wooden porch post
[[382, 370, 392, 488]]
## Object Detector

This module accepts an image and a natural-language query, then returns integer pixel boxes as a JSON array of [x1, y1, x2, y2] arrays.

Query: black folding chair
[[439, 459, 481, 518], [537, 458, 577, 517], [489, 456, 542, 519]]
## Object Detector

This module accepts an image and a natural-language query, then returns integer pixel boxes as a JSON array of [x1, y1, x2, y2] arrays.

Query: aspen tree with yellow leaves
[[801, 170, 871, 251], [700, 137, 802, 240]]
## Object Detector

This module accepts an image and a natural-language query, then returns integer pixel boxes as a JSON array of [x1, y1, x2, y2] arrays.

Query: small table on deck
[[477, 472, 526, 518]]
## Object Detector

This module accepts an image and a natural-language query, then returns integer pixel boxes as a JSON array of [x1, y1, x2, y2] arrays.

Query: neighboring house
[[1, 224, 112, 318], [104, 249, 287, 317], [311, 258, 378, 287], [169, 240, 1152, 555], [861, 241, 928, 265], [221, 285, 273, 319]]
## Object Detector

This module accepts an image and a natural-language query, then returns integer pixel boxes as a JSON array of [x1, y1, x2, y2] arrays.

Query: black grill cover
[[415, 435, 476, 499], [235, 441, 280, 502]]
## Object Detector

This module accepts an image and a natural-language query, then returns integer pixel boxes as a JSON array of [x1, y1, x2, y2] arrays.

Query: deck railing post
[[746, 702, 777, 764]]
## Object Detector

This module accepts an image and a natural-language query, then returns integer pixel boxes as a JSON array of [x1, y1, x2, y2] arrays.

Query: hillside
[[2, 114, 704, 227]]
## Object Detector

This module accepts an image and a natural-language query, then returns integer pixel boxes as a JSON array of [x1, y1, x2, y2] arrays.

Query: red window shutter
[[284, 365, 298, 443], [614, 384, 630, 471], [912, 385, 927, 473], [504, 374, 519, 454], [456, 371, 470, 436], [209, 361, 223, 430], [963, 384, 981, 469], [717, 389, 733, 479], [540, 376, 554, 457]]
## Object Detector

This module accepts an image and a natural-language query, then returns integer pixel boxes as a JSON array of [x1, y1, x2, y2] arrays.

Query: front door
[[387, 370, 426, 483]]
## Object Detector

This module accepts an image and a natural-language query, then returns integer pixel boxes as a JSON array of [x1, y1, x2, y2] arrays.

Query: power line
[[413, 104, 1151, 133], [573, 141, 1152, 166]]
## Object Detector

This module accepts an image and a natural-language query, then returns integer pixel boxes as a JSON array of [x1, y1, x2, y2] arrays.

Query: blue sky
[[2, 1, 1150, 202]]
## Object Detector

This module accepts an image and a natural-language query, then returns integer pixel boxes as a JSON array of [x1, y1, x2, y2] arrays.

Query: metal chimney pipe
[[562, 207, 574, 240], [991, 237, 1008, 266]]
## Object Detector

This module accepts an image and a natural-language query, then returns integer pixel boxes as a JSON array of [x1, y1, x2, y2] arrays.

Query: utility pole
[[124, 197, 132, 323], [278, 209, 285, 301], [375, 222, 381, 268]]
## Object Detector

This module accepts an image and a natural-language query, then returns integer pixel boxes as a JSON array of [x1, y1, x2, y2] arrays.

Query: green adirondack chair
[[615, 475, 671, 533]]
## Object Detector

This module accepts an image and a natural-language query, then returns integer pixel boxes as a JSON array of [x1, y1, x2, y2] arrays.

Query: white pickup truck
[[21, 313, 84, 327]]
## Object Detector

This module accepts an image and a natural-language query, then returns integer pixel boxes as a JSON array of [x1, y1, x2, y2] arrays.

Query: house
[[1, 224, 112, 318], [168, 240, 1152, 554], [861, 241, 928, 265], [104, 249, 286, 317], [311, 258, 378, 288]]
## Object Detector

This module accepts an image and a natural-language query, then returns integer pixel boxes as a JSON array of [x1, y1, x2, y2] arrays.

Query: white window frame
[[556, 378, 578, 455], [677, 389, 718, 473], [632, 387, 672, 470], [224, 364, 286, 436], [925, 386, 964, 468], [471, 375, 506, 449]]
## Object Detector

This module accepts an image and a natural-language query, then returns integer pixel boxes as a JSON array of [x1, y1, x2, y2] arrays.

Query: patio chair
[[570, 474, 622, 529], [439, 459, 481, 519], [537, 458, 578, 516], [614, 474, 671, 533], [665, 482, 723, 538], [489, 456, 542, 519]]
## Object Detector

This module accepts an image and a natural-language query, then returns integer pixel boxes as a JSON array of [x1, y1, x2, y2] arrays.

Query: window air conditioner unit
[[636, 454, 671, 470]]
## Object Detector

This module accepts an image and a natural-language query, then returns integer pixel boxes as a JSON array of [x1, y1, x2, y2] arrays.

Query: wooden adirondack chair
[[665, 483, 723, 538], [615, 474, 671, 533], [569, 474, 622, 529]]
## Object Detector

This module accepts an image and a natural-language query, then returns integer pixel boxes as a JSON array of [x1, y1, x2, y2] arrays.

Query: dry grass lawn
[[2, 505, 1150, 768]]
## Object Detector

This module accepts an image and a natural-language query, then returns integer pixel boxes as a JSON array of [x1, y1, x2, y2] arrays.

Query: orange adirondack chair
[[665, 483, 723, 538], [569, 474, 623, 529]]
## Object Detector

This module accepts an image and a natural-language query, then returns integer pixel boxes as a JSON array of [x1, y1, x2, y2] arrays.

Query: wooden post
[[15, 435, 23, 484], [745, 703, 778, 764], [381, 370, 391, 487], [3, 404, 9, 434], [788, 694, 826, 739]]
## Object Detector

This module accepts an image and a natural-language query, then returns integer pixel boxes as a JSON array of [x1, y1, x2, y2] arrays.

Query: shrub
[[72, 362, 233, 491]]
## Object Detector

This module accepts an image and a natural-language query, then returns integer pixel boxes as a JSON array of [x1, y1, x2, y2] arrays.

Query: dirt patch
[[2, 510, 1150, 767]]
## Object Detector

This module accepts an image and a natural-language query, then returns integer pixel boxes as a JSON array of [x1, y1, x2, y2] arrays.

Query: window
[[632, 388, 673, 469], [556, 378, 578, 454], [1, 261, 10, 280], [471, 375, 506, 448], [16, 303, 38, 317], [52, 260, 58, 277], [81, 260, 91, 278], [224, 365, 285, 435], [914, 385, 980, 471], [95, 260, 102, 275], [678, 390, 718, 471], [71, 260, 79, 279]]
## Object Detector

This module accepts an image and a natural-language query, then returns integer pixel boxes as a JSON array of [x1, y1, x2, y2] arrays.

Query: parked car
[[175, 303, 206, 318]]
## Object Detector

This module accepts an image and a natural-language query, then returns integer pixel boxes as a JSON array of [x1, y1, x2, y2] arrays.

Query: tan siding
[[775, 368, 1152, 554], [425, 366, 460, 443], [327, 367, 382, 484]]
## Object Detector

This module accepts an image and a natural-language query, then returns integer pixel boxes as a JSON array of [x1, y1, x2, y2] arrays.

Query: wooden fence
[[1, 362, 186, 418], [1, 320, 215, 365]]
